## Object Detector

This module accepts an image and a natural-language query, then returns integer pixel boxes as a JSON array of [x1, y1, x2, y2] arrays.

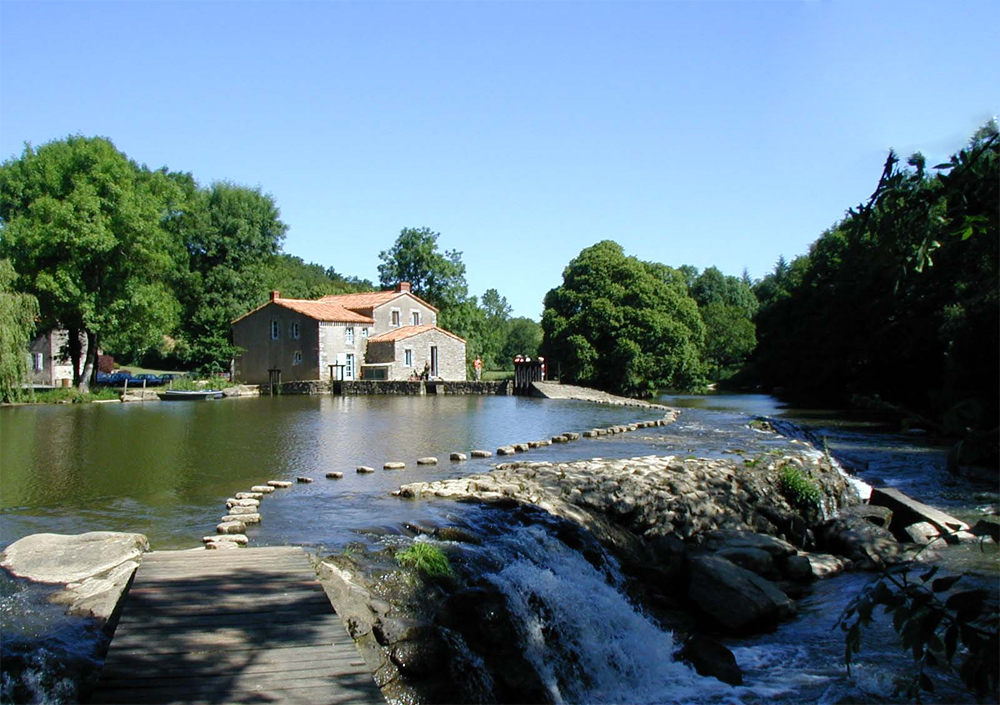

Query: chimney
[[270, 290, 280, 301], [396, 282, 411, 293]]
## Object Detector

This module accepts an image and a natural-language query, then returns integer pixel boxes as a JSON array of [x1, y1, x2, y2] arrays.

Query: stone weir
[[278, 380, 513, 395], [314, 448, 924, 704]]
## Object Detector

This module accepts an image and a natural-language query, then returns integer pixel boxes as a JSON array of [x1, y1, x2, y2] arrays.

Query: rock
[[251, 485, 275, 493], [563, 432, 581, 441], [217, 521, 246, 534], [434, 527, 482, 544], [513, 444, 530, 453], [715, 547, 777, 579], [699, 531, 797, 558], [226, 505, 259, 516], [297, 476, 314, 483], [903, 521, 941, 545], [235, 492, 263, 500], [688, 555, 795, 632], [497, 446, 517, 456], [202, 534, 248, 545], [389, 637, 448, 678], [839, 503, 893, 529], [972, 519, 1000, 542], [815, 514, 904, 564], [781, 555, 814, 581], [384, 462, 406, 470], [205, 541, 241, 550], [869, 487, 970, 542], [357, 465, 376, 474], [801, 552, 849, 579], [450, 453, 468, 462], [471, 450, 492, 458], [266, 480, 292, 488], [0, 531, 148, 622], [417, 457, 438, 465], [551, 436, 568, 443], [374, 617, 435, 645], [326, 472, 344, 479], [226, 498, 259, 509], [583, 431, 598, 438], [528, 441, 544, 448], [222, 513, 260, 524], [678, 634, 743, 686]]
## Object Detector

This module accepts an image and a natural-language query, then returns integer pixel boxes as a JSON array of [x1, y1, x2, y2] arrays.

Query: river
[[1, 392, 997, 703]]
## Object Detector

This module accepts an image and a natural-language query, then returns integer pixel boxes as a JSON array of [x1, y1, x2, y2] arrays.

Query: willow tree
[[0, 136, 180, 389], [0, 260, 38, 402]]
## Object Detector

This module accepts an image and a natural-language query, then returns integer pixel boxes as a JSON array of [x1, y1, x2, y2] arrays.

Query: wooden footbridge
[[91, 546, 383, 705]]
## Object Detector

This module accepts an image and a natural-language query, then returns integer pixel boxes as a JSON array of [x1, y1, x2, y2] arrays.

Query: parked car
[[131, 374, 163, 387]]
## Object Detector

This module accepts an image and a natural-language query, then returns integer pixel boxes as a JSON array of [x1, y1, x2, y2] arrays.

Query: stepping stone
[[450, 453, 468, 462], [513, 444, 530, 452], [537, 439, 552, 446], [267, 480, 292, 488], [203, 534, 248, 545], [527, 441, 543, 448], [471, 450, 492, 458], [235, 492, 263, 500], [226, 505, 259, 516], [297, 476, 313, 483], [227, 498, 260, 508], [357, 466, 375, 474], [205, 541, 241, 550], [384, 462, 406, 470], [417, 457, 438, 465], [251, 485, 275, 493], [326, 472, 344, 479], [551, 436, 568, 443], [563, 432, 581, 441], [497, 446, 516, 456], [222, 513, 260, 524], [217, 521, 246, 534]]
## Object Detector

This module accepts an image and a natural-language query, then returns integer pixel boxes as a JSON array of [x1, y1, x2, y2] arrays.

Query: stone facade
[[28, 329, 90, 387], [364, 327, 466, 381], [232, 303, 325, 384]]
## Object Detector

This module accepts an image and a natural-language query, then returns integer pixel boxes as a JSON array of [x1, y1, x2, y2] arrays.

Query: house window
[[345, 353, 355, 380], [391, 309, 400, 327], [270, 320, 280, 340], [32, 353, 43, 371], [291, 321, 300, 340], [361, 327, 369, 339], [404, 349, 413, 367], [293, 351, 302, 365], [345, 327, 354, 345], [411, 310, 420, 326]]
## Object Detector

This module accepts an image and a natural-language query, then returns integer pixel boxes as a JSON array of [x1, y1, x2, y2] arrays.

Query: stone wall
[[438, 380, 512, 395], [275, 380, 511, 395], [340, 380, 425, 395]]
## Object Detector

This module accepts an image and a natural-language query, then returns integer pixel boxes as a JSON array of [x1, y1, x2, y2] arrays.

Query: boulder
[[551, 436, 568, 443], [688, 555, 795, 632], [222, 513, 260, 524], [266, 480, 292, 488], [417, 457, 438, 465], [217, 521, 246, 534], [497, 446, 517, 456], [227, 497, 259, 508], [357, 466, 376, 474], [326, 472, 344, 479], [250, 485, 275, 493], [839, 503, 893, 529], [450, 453, 468, 462], [869, 487, 969, 542], [513, 444, 530, 453], [715, 547, 777, 579], [562, 432, 581, 441], [0, 531, 148, 622], [677, 634, 743, 686], [226, 505, 259, 516], [972, 519, 1000, 542], [297, 476, 313, 483], [471, 450, 493, 458], [903, 521, 941, 545], [384, 462, 406, 470], [235, 492, 263, 500], [698, 531, 797, 558]]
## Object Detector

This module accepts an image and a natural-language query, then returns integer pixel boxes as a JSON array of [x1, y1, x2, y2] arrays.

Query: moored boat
[[156, 390, 224, 401]]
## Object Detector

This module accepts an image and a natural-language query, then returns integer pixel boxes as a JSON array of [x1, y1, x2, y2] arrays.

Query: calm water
[[0, 395, 656, 551]]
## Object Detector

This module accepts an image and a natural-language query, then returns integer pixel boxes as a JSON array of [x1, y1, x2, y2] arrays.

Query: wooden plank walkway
[[91, 546, 383, 705]]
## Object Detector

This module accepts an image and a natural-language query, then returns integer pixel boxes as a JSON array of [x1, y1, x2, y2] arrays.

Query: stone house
[[27, 329, 90, 388], [231, 283, 467, 384]]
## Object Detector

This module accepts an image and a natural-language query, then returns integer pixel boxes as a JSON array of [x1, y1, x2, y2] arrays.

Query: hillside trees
[[0, 259, 39, 402], [0, 136, 181, 389], [540, 241, 707, 396]]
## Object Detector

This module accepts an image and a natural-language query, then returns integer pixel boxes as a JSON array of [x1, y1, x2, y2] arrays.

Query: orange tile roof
[[367, 325, 466, 344], [319, 290, 439, 313], [231, 298, 374, 325]]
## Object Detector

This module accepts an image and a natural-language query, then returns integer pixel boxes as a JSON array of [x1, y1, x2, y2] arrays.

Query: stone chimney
[[270, 290, 280, 301], [396, 282, 411, 293]]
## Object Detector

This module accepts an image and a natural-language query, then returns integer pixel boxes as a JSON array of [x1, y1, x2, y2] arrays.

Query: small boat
[[157, 390, 225, 401]]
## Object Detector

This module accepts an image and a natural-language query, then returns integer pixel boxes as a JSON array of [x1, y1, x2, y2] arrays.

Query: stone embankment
[[530, 381, 670, 409]]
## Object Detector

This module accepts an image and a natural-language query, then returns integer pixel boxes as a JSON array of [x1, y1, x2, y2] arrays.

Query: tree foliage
[[377, 227, 468, 310], [0, 136, 181, 388], [753, 123, 999, 443], [540, 241, 707, 396], [0, 259, 38, 402]]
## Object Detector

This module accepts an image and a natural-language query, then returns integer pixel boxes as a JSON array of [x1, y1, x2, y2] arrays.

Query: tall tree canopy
[[540, 240, 706, 396], [377, 227, 468, 310], [0, 259, 39, 402], [0, 136, 180, 388], [686, 266, 758, 377]]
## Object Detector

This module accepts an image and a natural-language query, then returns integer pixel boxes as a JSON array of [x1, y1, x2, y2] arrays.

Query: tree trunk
[[68, 328, 84, 390], [78, 331, 98, 392]]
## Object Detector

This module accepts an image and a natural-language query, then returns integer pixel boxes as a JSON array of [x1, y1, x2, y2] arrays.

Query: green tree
[[477, 288, 512, 368], [540, 241, 706, 396], [265, 254, 372, 300], [501, 317, 543, 368], [377, 227, 468, 310], [686, 266, 758, 377], [0, 136, 181, 389], [0, 259, 39, 402]]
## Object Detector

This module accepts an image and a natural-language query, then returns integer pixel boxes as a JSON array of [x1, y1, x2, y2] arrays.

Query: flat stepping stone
[[250, 485, 275, 493], [222, 513, 260, 524], [297, 476, 313, 483], [471, 450, 492, 458], [513, 444, 530, 452], [266, 480, 292, 488], [226, 498, 260, 508], [551, 436, 569, 443], [583, 430, 599, 438], [204, 540, 241, 550], [384, 462, 406, 470], [527, 441, 543, 448], [235, 492, 263, 500], [497, 446, 516, 455], [326, 471, 344, 479], [563, 432, 581, 441], [226, 505, 259, 516], [417, 457, 438, 465], [357, 466, 375, 474], [203, 534, 248, 545], [217, 521, 246, 534], [450, 453, 468, 462]]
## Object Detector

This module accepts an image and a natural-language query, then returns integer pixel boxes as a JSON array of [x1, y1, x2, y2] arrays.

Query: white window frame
[[345, 353, 355, 380], [345, 327, 354, 346], [270, 320, 280, 340], [361, 327, 369, 339], [411, 310, 421, 326], [391, 308, 401, 328], [293, 351, 302, 365], [404, 348, 413, 367], [32, 352, 43, 371], [291, 321, 300, 340]]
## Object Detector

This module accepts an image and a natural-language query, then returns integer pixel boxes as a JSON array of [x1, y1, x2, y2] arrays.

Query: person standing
[[473, 356, 483, 380]]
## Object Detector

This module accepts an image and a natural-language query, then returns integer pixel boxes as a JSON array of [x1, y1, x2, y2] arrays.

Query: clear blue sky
[[2, 1, 996, 319]]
